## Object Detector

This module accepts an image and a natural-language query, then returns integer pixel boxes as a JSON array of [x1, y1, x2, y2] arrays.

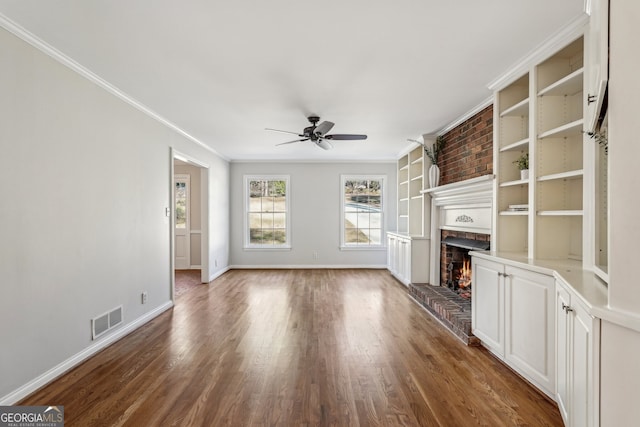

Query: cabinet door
[[571, 302, 600, 427], [387, 235, 397, 274], [556, 283, 572, 425], [472, 258, 504, 356], [505, 266, 555, 397], [396, 238, 409, 285]]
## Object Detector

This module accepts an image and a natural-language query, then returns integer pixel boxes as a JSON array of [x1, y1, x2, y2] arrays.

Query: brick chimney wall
[[438, 105, 493, 186]]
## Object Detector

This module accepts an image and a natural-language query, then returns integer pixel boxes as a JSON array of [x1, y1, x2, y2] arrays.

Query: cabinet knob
[[588, 94, 597, 105], [562, 302, 574, 313]]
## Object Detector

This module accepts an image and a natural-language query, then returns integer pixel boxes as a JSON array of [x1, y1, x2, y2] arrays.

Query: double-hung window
[[244, 175, 290, 249], [340, 175, 385, 249]]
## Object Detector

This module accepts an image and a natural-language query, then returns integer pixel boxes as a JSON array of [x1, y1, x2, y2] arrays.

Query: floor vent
[[92, 305, 123, 340]]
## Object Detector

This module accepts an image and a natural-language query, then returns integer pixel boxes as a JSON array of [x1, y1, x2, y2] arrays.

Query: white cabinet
[[505, 265, 556, 396], [556, 279, 600, 427], [387, 232, 428, 286], [471, 257, 504, 355], [472, 256, 556, 398]]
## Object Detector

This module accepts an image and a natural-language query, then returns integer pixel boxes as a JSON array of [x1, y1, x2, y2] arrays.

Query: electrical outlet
[[141, 291, 148, 304]]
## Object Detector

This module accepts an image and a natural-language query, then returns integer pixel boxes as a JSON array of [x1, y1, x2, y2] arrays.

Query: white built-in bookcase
[[397, 145, 428, 236], [494, 34, 595, 265]]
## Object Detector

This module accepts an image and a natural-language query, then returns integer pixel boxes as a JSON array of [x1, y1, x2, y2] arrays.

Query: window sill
[[243, 246, 292, 251], [339, 246, 386, 251]]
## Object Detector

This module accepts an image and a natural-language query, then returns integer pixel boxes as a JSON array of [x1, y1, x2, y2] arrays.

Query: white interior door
[[174, 174, 190, 270]]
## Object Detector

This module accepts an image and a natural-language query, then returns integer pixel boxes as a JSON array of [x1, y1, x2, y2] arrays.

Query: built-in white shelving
[[539, 119, 584, 140], [537, 169, 584, 182], [500, 98, 530, 117], [500, 138, 530, 152], [494, 35, 586, 261]]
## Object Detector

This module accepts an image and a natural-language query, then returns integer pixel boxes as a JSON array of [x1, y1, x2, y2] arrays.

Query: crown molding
[[230, 158, 396, 164], [435, 96, 494, 136], [487, 13, 590, 91], [0, 14, 229, 162]]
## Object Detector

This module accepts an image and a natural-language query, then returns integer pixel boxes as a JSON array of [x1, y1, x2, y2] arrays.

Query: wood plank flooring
[[20, 269, 563, 426]]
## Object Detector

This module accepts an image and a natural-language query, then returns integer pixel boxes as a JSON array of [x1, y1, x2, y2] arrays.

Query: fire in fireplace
[[442, 234, 490, 300]]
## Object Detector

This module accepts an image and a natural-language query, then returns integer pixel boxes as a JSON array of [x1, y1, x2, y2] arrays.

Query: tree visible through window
[[342, 176, 384, 247], [245, 176, 290, 248]]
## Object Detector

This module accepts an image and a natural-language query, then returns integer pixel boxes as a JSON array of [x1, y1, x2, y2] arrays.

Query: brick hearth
[[409, 283, 480, 346]]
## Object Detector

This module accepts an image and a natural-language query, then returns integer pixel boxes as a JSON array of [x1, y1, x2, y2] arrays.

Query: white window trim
[[243, 174, 291, 250], [339, 174, 387, 250]]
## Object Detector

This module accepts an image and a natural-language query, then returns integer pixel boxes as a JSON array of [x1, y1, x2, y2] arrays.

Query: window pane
[[250, 228, 263, 244], [262, 196, 275, 212], [272, 229, 287, 245], [368, 229, 382, 245], [273, 196, 286, 212], [249, 195, 262, 212], [273, 213, 286, 229], [261, 213, 274, 228], [249, 213, 261, 229], [344, 227, 359, 244], [175, 182, 187, 229]]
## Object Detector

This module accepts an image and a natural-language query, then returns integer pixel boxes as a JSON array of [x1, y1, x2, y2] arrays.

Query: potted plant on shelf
[[513, 152, 529, 180], [424, 135, 446, 188]]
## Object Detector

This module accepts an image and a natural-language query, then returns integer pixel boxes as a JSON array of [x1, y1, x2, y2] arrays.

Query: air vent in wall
[[92, 305, 123, 340]]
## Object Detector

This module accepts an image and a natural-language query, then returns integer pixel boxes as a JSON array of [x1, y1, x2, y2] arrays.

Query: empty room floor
[[20, 269, 562, 426]]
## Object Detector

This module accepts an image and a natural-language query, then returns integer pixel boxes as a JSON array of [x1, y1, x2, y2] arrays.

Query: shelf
[[399, 180, 409, 185], [410, 176, 423, 182], [500, 98, 529, 117], [500, 211, 529, 216], [410, 195, 423, 200], [500, 138, 529, 152], [538, 68, 584, 97], [537, 210, 584, 216], [537, 169, 583, 182], [539, 119, 584, 139], [411, 157, 424, 165], [399, 198, 409, 202], [399, 214, 409, 218], [399, 165, 409, 171], [500, 178, 529, 187]]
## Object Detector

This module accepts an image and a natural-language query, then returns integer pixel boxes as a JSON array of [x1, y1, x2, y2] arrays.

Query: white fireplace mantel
[[421, 174, 495, 285]]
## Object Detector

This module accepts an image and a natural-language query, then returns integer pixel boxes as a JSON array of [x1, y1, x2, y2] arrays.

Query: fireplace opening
[[441, 233, 490, 300]]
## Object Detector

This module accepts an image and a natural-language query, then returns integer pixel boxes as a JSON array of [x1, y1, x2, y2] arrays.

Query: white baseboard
[[227, 264, 387, 270], [209, 267, 230, 282], [0, 301, 174, 405]]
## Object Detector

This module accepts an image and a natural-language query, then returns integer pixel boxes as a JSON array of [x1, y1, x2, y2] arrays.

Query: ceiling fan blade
[[314, 121, 334, 137], [265, 128, 303, 136], [315, 139, 334, 150], [324, 134, 368, 140], [275, 138, 308, 146]]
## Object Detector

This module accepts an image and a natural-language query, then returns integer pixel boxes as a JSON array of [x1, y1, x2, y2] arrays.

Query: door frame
[[170, 148, 210, 302]]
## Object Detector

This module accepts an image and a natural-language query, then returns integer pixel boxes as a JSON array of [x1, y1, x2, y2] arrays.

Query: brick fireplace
[[410, 174, 493, 345], [440, 230, 491, 299]]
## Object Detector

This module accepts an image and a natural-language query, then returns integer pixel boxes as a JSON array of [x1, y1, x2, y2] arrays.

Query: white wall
[[230, 162, 396, 267], [0, 26, 229, 402], [600, 0, 640, 424]]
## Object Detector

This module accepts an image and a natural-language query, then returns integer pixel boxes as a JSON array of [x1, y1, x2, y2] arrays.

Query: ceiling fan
[[266, 116, 367, 150]]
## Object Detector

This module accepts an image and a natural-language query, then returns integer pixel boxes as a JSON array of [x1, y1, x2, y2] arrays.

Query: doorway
[[171, 149, 210, 301]]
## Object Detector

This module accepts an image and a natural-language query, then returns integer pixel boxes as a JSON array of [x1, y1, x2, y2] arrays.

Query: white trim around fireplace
[[421, 174, 495, 286]]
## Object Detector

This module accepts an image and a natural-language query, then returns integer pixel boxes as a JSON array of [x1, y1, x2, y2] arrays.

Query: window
[[341, 175, 385, 249], [244, 175, 290, 249]]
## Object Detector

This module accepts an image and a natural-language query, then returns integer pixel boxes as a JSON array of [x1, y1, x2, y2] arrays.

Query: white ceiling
[[0, 0, 586, 161]]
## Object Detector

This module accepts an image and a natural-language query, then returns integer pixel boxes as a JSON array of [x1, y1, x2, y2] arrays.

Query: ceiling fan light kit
[[266, 116, 367, 150]]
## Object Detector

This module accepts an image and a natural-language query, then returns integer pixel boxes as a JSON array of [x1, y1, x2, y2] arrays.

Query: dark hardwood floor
[[20, 269, 563, 426]]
